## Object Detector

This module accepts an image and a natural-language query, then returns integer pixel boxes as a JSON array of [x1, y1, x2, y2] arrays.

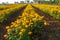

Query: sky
[[0, 0, 33, 3], [0, 0, 50, 4]]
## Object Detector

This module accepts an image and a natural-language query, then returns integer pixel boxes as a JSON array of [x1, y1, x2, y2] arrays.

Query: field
[[0, 4, 60, 40]]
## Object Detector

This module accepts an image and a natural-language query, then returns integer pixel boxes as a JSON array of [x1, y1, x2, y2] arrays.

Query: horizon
[[0, 0, 50, 4], [0, 0, 33, 4]]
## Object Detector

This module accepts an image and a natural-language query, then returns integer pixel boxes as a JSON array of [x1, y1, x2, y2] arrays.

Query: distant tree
[[59, 0, 60, 5], [31, 1, 33, 4], [54, 0, 59, 4], [33, 0, 36, 3], [2, 2, 6, 4], [20, 1, 24, 3], [27, 1, 29, 3], [14, 2, 19, 4], [50, 0, 52, 4], [6, 2, 9, 4], [38, 1, 40, 3]]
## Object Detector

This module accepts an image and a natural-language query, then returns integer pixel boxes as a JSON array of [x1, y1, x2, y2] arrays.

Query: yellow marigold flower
[[7, 29, 12, 32], [41, 16, 44, 19], [24, 18, 26, 20], [26, 20, 29, 23], [15, 24, 19, 28], [30, 22, 33, 25], [10, 25, 14, 28], [11, 22, 16, 25], [6, 26, 10, 29], [19, 16, 21, 18], [32, 18, 36, 20], [11, 22, 14, 24], [23, 22, 26, 25], [16, 20, 20, 24], [25, 25, 28, 28], [28, 32, 32, 35], [17, 27, 21, 29], [4, 34, 8, 38], [21, 29, 26, 32], [19, 32, 23, 35], [44, 21, 47, 25]]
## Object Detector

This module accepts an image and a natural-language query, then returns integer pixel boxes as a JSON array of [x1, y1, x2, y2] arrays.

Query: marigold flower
[[44, 21, 47, 25], [19, 32, 23, 35], [10, 25, 14, 28], [11, 22, 16, 25], [4, 34, 8, 38], [30, 22, 33, 25], [7, 29, 12, 32], [28, 32, 32, 35], [21, 29, 26, 32], [15, 24, 19, 28], [6, 26, 10, 29], [25, 25, 28, 28]]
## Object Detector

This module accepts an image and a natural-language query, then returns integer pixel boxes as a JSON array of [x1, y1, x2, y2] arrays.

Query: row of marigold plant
[[33, 4, 60, 20], [0, 4, 19, 10], [4, 4, 49, 40], [0, 4, 26, 22]]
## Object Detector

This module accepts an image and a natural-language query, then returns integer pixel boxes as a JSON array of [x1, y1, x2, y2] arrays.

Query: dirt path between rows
[[0, 5, 27, 40]]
